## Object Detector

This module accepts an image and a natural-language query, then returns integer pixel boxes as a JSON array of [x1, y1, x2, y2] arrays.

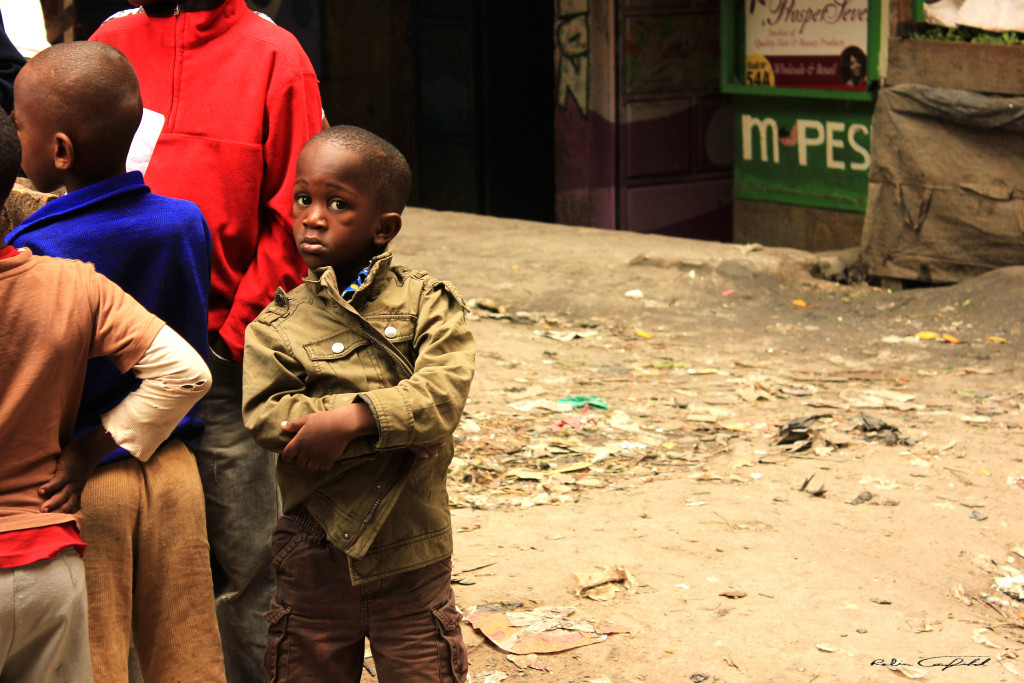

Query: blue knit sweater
[[8, 171, 212, 465]]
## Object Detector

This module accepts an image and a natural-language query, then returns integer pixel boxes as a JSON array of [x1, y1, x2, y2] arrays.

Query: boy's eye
[[328, 199, 346, 211], [295, 195, 311, 207]]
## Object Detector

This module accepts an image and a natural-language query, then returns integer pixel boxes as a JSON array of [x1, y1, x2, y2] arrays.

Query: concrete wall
[[733, 199, 864, 251]]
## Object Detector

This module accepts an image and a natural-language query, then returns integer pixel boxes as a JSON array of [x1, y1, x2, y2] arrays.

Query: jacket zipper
[[167, 5, 182, 130], [355, 322, 413, 525]]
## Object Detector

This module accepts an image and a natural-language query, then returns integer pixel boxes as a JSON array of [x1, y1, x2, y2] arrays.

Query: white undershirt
[[101, 325, 212, 461]]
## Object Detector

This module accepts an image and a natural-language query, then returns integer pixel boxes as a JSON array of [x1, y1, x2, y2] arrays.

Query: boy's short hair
[[27, 42, 142, 164], [307, 125, 412, 215], [0, 112, 21, 206]]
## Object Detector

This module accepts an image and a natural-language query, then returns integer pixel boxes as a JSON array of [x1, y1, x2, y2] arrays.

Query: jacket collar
[[305, 251, 394, 307], [7, 172, 149, 242]]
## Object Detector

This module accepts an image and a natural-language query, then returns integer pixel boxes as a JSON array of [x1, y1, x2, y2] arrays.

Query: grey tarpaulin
[[861, 83, 1024, 283]]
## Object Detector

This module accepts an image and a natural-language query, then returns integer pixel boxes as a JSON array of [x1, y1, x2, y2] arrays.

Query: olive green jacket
[[242, 251, 475, 584]]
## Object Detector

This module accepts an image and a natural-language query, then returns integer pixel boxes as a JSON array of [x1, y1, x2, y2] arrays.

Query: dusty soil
[[367, 208, 1024, 683]]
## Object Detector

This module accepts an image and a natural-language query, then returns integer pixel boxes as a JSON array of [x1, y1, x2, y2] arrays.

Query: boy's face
[[292, 140, 398, 278], [11, 69, 60, 193]]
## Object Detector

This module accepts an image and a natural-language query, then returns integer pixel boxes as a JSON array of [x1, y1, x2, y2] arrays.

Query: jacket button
[[343, 532, 350, 539], [384, 326, 397, 339], [375, 483, 383, 490], [332, 342, 344, 353]]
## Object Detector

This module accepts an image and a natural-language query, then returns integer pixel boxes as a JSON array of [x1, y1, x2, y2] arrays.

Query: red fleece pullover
[[91, 0, 322, 362]]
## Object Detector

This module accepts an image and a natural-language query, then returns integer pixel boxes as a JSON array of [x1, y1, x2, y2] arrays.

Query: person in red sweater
[[91, 2, 323, 680]]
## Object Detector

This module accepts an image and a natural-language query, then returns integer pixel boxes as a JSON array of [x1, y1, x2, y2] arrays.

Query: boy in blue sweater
[[8, 41, 227, 682]]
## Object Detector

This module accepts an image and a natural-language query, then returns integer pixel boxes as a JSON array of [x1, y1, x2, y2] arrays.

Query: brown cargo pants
[[264, 507, 467, 683]]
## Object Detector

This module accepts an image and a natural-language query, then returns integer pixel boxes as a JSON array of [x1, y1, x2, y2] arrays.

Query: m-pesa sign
[[733, 98, 873, 211], [742, 114, 870, 170], [746, 0, 869, 90]]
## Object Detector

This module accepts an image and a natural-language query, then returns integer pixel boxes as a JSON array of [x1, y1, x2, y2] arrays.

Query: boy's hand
[[409, 442, 443, 459], [281, 403, 378, 472], [40, 426, 117, 514]]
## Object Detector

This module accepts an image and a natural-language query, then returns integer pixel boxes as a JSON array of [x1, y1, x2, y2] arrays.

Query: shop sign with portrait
[[745, 0, 869, 91]]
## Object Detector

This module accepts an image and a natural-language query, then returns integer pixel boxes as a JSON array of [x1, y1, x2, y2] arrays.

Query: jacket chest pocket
[[363, 316, 416, 370], [303, 331, 372, 387]]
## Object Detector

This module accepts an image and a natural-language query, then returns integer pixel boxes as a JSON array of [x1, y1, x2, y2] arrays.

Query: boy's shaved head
[[20, 42, 142, 166], [0, 112, 21, 205], [305, 126, 411, 214]]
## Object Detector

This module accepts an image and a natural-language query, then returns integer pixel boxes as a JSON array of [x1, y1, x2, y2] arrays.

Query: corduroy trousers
[[80, 440, 226, 683]]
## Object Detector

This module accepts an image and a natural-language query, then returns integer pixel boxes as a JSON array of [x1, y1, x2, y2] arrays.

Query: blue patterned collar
[[342, 266, 370, 301]]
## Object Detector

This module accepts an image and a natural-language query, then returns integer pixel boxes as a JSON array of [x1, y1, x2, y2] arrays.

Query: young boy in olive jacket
[[242, 126, 474, 683]]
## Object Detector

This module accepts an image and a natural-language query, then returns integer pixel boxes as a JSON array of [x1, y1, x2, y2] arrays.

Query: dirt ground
[[363, 208, 1024, 683]]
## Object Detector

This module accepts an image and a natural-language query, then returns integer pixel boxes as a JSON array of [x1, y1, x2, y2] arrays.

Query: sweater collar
[[305, 251, 394, 306], [7, 172, 149, 241], [141, 0, 244, 47]]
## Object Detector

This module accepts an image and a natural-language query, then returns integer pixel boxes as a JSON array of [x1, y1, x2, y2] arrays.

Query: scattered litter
[[463, 605, 624, 655], [451, 562, 496, 586], [507, 653, 550, 672], [720, 590, 747, 599], [858, 476, 900, 490], [558, 396, 609, 410], [635, 329, 654, 339], [624, 290, 644, 299], [574, 565, 637, 601], [475, 672, 508, 683], [854, 414, 913, 446], [793, 299, 807, 307], [798, 474, 826, 497], [863, 389, 915, 403], [889, 664, 926, 678], [472, 298, 507, 314], [952, 583, 972, 606], [816, 643, 837, 652], [882, 334, 920, 345], [973, 628, 1002, 649], [849, 490, 873, 505], [776, 415, 826, 445], [535, 329, 599, 342], [507, 398, 572, 413]]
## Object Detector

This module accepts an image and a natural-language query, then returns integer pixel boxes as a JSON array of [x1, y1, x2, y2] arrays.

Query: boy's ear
[[374, 213, 402, 246], [53, 132, 74, 171]]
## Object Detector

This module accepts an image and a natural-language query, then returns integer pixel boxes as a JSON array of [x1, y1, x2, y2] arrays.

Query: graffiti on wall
[[556, 0, 589, 116]]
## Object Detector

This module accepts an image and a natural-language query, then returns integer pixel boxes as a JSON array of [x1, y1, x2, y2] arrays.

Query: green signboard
[[721, 1, 882, 212], [733, 95, 873, 212]]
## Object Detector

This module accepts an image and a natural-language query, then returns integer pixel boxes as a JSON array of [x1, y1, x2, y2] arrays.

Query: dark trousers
[[265, 508, 468, 683]]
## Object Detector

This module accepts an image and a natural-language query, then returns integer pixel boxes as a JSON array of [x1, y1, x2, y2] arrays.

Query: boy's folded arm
[[242, 321, 353, 453], [359, 284, 476, 450]]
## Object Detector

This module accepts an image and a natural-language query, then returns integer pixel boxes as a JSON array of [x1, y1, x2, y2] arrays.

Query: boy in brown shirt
[[0, 112, 210, 681]]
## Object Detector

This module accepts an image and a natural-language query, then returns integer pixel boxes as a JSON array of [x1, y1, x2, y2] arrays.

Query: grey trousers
[[195, 348, 280, 683], [0, 548, 92, 683]]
